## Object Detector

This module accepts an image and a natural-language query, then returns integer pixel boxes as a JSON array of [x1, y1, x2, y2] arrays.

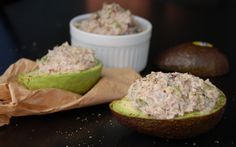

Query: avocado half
[[109, 92, 226, 139], [155, 41, 229, 77], [18, 60, 102, 94]]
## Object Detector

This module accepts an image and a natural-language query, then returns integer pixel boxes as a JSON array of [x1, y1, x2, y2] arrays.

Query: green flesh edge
[[110, 91, 226, 120], [18, 60, 102, 94]]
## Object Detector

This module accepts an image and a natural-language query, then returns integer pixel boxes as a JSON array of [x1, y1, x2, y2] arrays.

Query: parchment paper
[[0, 58, 140, 126]]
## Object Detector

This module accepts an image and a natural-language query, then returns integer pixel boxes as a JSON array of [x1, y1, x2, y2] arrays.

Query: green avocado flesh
[[18, 60, 102, 94], [110, 92, 226, 120]]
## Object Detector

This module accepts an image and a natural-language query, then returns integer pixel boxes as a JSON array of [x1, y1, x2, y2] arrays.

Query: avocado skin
[[156, 42, 229, 78], [18, 61, 102, 94], [111, 107, 225, 139], [110, 94, 226, 139]]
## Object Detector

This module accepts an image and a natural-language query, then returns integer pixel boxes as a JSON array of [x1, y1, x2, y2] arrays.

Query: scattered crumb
[[214, 140, 220, 144], [32, 41, 37, 47], [109, 120, 113, 126], [97, 113, 102, 118], [193, 142, 197, 146], [81, 117, 88, 122]]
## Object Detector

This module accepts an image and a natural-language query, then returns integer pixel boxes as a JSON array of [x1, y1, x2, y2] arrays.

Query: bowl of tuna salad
[[110, 72, 226, 138], [70, 3, 152, 72]]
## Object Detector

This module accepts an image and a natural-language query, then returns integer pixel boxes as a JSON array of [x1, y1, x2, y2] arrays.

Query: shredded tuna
[[36, 42, 97, 74], [127, 72, 220, 119], [75, 3, 141, 35]]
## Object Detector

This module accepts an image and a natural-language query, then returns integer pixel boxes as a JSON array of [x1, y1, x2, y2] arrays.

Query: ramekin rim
[[69, 13, 152, 39]]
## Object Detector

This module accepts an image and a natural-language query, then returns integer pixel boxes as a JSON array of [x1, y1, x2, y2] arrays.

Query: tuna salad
[[75, 3, 141, 35], [127, 72, 220, 119], [37, 42, 97, 74]]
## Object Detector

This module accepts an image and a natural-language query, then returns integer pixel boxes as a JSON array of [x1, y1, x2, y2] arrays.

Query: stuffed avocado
[[109, 72, 226, 139], [18, 42, 103, 94]]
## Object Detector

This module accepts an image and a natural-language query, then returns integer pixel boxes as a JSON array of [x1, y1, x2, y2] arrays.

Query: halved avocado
[[18, 60, 102, 94], [155, 41, 229, 77], [109, 92, 226, 139]]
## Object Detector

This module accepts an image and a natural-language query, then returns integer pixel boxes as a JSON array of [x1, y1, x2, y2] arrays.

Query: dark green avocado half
[[18, 60, 102, 94], [109, 92, 226, 139], [155, 41, 229, 77]]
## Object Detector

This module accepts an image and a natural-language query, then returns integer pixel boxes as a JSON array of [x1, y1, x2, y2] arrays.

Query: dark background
[[0, 0, 236, 146]]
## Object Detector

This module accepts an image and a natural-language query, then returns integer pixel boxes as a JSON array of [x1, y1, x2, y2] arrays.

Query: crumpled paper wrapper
[[0, 58, 140, 126]]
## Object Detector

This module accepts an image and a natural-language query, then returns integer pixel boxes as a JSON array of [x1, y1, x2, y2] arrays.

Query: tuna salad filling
[[127, 72, 220, 119], [37, 42, 97, 74], [75, 3, 141, 35]]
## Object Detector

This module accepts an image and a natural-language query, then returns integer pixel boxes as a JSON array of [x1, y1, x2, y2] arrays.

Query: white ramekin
[[69, 13, 152, 72]]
